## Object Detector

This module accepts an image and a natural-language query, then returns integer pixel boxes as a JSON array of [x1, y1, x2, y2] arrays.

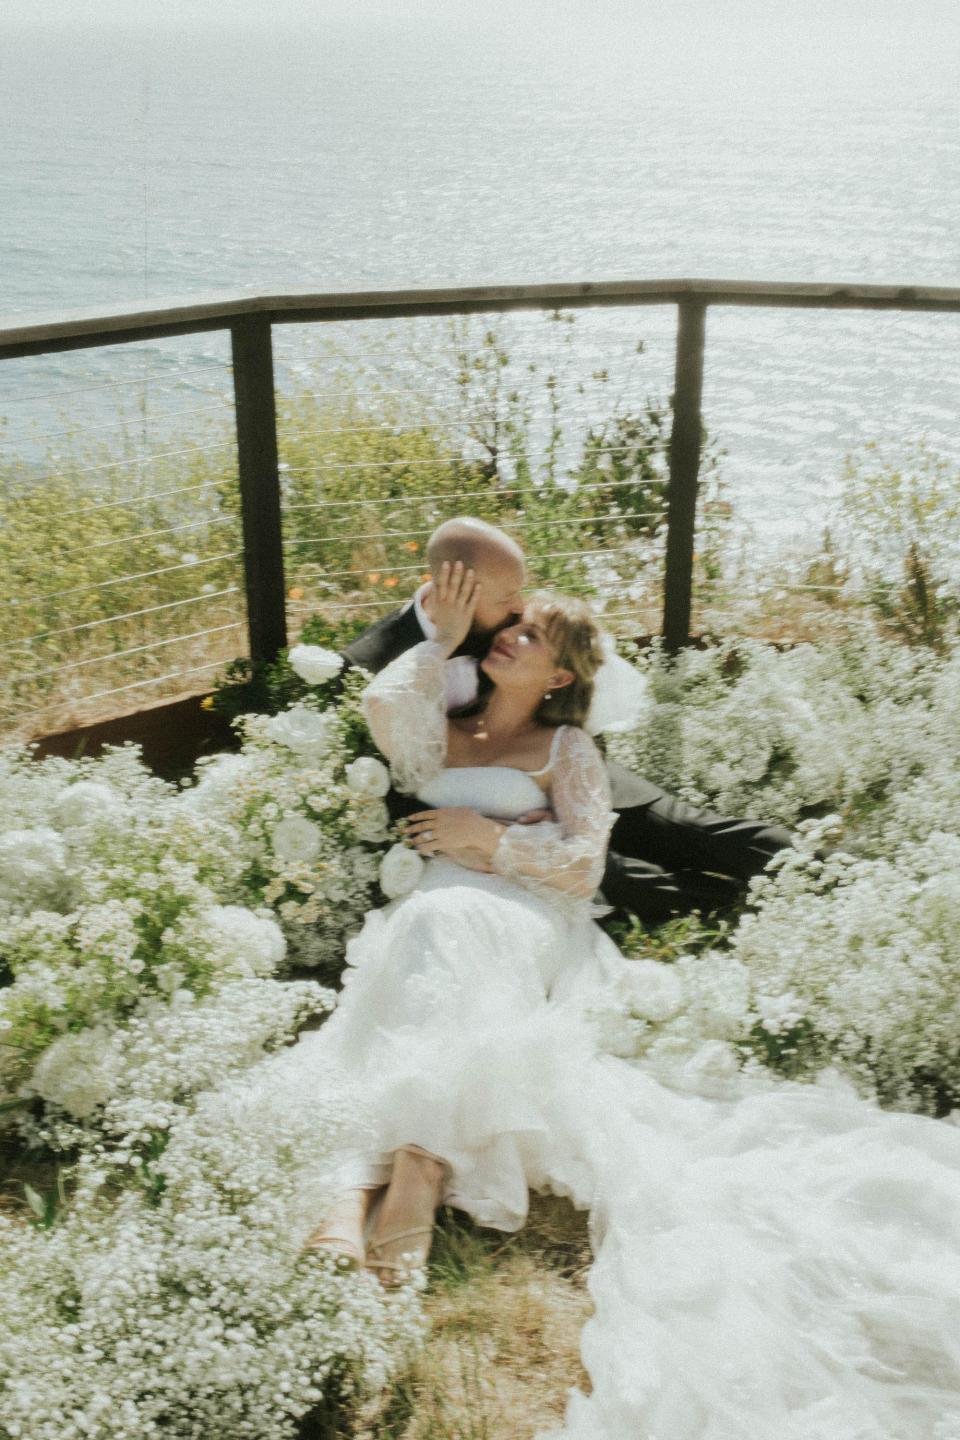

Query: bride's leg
[[302, 1186, 381, 1267], [366, 1145, 448, 1286]]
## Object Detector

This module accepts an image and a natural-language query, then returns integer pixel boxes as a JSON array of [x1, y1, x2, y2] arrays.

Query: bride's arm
[[361, 639, 450, 794], [362, 560, 479, 795], [489, 727, 614, 901]]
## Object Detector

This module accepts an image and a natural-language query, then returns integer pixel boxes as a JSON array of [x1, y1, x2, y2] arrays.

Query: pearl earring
[[544, 690, 552, 701]]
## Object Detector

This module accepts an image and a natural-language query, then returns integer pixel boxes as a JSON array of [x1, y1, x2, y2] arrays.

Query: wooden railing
[[3, 277, 959, 659]]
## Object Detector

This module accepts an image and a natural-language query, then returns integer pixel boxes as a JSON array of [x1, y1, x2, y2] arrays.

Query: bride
[[294, 561, 960, 1438]]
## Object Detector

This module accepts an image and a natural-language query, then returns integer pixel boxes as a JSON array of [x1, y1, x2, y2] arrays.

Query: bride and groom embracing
[[289, 518, 960, 1437]]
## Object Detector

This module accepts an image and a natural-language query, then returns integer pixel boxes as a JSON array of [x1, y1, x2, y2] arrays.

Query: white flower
[[352, 799, 390, 843], [345, 756, 391, 798], [202, 905, 286, 977], [288, 644, 344, 686], [29, 1024, 123, 1118], [681, 1040, 741, 1090], [0, 828, 68, 910], [754, 989, 805, 1035], [379, 844, 424, 899], [53, 780, 123, 830], [264, 705, 334, 760], [271, 816, 322, 864], [623, 960, 685, 1023]]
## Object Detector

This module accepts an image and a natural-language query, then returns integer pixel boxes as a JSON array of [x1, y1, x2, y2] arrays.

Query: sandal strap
[[367, 1225, 433, 1256], [303, 1233, 364, 1261]]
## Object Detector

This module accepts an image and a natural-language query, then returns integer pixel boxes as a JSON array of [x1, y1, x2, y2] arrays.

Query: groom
[[343, 518, 793, 925]]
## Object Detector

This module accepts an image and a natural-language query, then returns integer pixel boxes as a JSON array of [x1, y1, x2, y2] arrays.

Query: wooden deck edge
[[29, 690, 239, 781]]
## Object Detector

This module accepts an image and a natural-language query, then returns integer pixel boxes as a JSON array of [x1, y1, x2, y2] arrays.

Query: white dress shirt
[[411, 584, 481, 711]]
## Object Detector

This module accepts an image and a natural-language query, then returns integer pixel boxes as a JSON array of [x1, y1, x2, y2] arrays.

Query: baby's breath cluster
[[0, 1046, 426, 1440], [0, 663, 424, 1436], [601, 623, 960, 1113]]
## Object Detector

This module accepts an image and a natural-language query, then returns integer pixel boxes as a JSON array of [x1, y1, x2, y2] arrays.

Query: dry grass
[[347, 1194, 594, 1440]]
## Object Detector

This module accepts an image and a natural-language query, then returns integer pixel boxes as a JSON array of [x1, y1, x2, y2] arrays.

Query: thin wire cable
[[310, 546, 650, 610], [12, 621, 245, 683], [28, 437, 236, 484], [277, 441, 647, 475], [283, 509, 663, 551], [56, 513, 235, 560], [5, 657, 234, 722], [0, 400, 232, 450], [6, 364, 231, 405], [56, 478, 226, 521], [0, 587, 242, 651], [283, 472, 667, 514], [4, 550, 243, 608]]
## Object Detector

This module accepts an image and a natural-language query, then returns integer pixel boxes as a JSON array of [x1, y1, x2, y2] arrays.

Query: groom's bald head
[[425, 518, 526, 636], [427, 518, 523, 575]]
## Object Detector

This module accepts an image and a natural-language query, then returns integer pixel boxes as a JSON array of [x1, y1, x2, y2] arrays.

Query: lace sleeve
[[490, 726, 615, 918], [360, 639, 448, 793]]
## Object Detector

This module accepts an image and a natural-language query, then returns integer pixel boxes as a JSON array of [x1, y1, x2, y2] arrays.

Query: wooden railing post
[[662, 298, 707, 652], [231, 315, 287, 664]]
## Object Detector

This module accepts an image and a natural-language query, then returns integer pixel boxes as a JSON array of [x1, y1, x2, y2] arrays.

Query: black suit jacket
[[342, 603, 426, 677]]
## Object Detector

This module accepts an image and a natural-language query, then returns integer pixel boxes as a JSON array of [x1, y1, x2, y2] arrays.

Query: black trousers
[[599, 765, 792, 925], [387, 761, 793, 928]]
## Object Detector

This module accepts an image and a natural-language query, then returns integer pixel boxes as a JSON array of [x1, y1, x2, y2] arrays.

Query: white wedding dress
[[290, 641, 960, 1440]]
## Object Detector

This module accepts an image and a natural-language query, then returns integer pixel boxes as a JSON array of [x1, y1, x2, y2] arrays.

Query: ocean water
[[1, 2, 958, 549]]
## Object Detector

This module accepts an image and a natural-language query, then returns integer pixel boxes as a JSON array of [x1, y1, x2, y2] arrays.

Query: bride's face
[[480, 606, 573, 698]]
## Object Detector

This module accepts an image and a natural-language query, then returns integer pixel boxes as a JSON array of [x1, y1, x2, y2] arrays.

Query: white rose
[[345, 756, 391, 798], [265, 705, 333, 759], [288, 644, 344, 686], [624, 960, 685, 1023], [379, 843, 424, 899], [352, 799, 390, 842], [271, 816, 322, 863]]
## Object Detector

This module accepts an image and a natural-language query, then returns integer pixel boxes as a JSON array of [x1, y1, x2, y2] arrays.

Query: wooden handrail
[[2, 277, 960, 360]]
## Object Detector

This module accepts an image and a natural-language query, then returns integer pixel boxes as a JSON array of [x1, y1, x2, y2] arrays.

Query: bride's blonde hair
[[526, 590, 605, 728]]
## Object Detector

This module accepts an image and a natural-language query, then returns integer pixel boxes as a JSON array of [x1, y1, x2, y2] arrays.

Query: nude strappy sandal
[[301, 1194, 368, 1270], [365, 1225, 435, 1287]]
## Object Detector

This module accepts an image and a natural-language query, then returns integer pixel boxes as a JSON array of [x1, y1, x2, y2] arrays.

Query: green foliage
[[837, 440, 960, 650]]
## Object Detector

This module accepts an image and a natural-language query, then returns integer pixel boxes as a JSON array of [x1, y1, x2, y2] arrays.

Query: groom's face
[[470, 554, 526, 639]]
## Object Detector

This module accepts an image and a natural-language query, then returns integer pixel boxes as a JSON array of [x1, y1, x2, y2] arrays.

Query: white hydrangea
[[0, 827, 69, 914], [53, 779, 125, 831], [200, 905, 287, 978], [621, 959, 685, 1023], [27, 1024, 124, 1118]]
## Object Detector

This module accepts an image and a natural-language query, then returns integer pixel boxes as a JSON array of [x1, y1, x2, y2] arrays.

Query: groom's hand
[[430, 561, 481, 658]]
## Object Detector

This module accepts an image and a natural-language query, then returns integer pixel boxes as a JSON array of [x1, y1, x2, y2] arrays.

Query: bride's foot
[[366, 1146, 447, 1287], [302, 1188, 375, 1270]]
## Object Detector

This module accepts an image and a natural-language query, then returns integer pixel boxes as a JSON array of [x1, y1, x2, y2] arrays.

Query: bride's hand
[[428, 560, 480, 657], [404, 807, 505, 864]]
